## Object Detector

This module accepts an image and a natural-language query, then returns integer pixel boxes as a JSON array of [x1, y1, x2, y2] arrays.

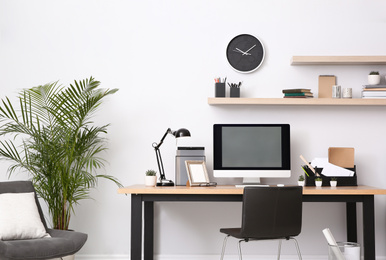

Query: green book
[[284, 92, 313, 96]]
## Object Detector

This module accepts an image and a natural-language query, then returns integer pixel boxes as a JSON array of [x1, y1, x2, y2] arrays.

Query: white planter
[[145, 176, 157, 186], [330, 181, 337, 187], [298, 181, 305, 187], [315, 181, 322, 187], [368, 75, 381, 85]]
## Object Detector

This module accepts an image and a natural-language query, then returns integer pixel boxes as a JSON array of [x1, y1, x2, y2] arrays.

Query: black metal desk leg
[[363, 195, 375, 260], [346, 202, 357, 242], [144, 201, 154, 260], [131, 195, 143, 260]]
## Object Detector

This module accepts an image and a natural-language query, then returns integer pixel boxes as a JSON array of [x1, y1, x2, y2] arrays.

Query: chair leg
[[290, 238, 302, 260], [220, 235, 230, 260], [237, 239, 245, 260], [277, 239, 282, 260]]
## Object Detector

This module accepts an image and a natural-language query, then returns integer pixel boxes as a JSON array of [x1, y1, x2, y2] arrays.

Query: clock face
[[226, 34, 265, 73]]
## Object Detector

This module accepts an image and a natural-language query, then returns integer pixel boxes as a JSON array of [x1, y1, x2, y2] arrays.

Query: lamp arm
[[154, 128, 172, 150], [154, 146, 166, 181]]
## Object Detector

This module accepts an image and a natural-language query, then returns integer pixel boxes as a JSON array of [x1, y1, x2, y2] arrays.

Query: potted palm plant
[[0, 77, 122, 230]]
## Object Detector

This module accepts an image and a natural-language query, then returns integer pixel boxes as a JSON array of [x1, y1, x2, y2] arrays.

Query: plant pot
[[368, 75, 380, 85], [145, 176, 157, 187], [315, 181, 322, 187], [298, 181, 305, 187], [330, 181, 337, 187]]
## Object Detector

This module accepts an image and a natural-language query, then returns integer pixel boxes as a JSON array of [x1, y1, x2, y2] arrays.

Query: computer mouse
[[277, 184, 285, 187]]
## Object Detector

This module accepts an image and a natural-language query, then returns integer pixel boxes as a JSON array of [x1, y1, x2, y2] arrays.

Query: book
[[284, 92, 313, 97], [284, 96, 314, 98], [363, 84, 386, 89], [362, 91, 386, 97], [362, 88, 386, 91], [282, 89, 311, 93]]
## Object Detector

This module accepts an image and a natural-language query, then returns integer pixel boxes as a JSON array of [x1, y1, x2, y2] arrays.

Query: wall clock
[[226, 34, 265, 73]]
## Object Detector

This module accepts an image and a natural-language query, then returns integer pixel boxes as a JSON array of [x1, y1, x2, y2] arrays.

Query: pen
[[301, 166, 309, 177]]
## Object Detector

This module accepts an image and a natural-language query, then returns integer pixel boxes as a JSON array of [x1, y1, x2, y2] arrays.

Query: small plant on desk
[[330, 177, 337, 187], [298, 175, 305, 187], [315, 177, 323, 187], [145, 170, 157, 187]]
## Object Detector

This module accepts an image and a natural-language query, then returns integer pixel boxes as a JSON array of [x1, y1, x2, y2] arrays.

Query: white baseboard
[[76, 254, 385, 260]]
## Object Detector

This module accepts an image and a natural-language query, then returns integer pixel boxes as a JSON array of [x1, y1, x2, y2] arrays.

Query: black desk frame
[[130, 194, 375, 260]]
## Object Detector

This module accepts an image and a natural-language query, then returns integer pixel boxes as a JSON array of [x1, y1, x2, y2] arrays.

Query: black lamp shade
[[172, 128, 191, 138]]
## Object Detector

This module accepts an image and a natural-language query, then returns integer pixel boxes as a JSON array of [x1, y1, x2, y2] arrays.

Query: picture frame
[[185, 160, 210, 186]]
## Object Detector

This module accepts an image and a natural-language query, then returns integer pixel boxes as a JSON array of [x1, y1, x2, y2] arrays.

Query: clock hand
[[243, 44, 256, 55], [234, 48, 251, 55]]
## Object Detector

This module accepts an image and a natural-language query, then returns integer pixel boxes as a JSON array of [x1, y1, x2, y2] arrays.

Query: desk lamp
[[152, 128, 191, 186]]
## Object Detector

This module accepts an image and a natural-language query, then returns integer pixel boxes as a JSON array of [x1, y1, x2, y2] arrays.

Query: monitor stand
[[235, 177, 269, 188]]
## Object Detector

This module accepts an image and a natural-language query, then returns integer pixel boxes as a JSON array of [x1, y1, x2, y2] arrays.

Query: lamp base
[[156, 179, 175, 186]]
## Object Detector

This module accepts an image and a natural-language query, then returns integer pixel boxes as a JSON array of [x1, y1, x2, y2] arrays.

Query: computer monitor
[[213, 124, 291, 184]]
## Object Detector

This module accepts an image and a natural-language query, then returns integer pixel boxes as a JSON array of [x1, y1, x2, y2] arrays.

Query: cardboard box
[[318, 75, 336, 98]]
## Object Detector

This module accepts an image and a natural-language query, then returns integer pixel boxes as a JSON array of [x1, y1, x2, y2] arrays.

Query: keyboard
[[235, 184, 270, 188]]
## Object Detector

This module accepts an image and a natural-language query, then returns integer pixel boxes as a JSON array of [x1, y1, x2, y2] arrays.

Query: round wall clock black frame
[[226, 34, 265, 73]]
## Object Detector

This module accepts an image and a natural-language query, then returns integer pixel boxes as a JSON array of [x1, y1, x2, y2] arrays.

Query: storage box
[[304, 165, 357, 186], [175, 147, 205, 186], [318, 75, 336, 98]]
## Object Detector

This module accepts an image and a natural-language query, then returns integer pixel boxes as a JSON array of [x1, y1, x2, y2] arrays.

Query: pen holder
[[215, 83, 225, 97], [230, 87, 240, 98]]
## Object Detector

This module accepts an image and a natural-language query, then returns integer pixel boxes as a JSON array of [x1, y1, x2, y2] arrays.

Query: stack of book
[[362, 85, 386, 99], [282, 89, 313, 98]]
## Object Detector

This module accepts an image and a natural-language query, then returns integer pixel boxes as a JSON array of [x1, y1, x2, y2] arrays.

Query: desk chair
[[0, 181, 87, 260], [219, 186, 303, 260]]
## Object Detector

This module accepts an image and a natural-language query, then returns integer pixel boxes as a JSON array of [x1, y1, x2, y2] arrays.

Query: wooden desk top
[[118, 185, 386, 196]]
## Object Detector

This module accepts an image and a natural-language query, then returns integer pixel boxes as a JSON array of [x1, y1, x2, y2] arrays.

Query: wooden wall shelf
[[208, 97, 386, 106], [291, 56, 386, 65]]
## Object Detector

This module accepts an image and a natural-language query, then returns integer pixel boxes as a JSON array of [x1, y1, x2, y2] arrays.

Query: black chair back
[[241, 186, 302, 239]]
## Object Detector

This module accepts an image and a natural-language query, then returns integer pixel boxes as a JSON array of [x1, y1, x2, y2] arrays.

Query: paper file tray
[[305, 165, 357, 187]]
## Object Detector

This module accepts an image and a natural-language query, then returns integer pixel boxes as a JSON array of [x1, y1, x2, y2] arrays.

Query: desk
[[118, 185, 386, 260]]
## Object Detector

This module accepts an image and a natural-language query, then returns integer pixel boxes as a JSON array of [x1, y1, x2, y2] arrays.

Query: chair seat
[[220, 228, 292, 240], [0, 229, 87, 260]]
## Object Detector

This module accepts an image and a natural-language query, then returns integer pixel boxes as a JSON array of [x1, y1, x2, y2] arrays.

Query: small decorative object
[[226, 34, 265, 73], [145, 170, 157, 187], [298, 175, 305, 187], [228, 82, 242, 97], [315, 177, 323, 187], [342, 88, 352, 98], [332, 85, 341, 98], [330, 177, 337, 187], [185, 160, 216, 187], [368, 71, 381, 85]]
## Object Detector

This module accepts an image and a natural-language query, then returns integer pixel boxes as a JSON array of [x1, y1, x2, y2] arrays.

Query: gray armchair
[[0, 181, 87, 260]]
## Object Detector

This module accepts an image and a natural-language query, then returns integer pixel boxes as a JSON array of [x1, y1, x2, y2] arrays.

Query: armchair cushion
[[0, 229, 87, 259], [0, 192, 49, 240]]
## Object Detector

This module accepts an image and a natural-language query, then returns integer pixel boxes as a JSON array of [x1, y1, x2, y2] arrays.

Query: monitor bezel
[[213, 124, 291, 178]]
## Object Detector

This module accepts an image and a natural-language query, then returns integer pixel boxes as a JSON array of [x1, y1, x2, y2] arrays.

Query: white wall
[[1, 0, 386, 258]]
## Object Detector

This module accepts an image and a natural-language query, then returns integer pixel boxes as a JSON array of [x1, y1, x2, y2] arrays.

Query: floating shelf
[[208, 97, 386, 106], [291, 56, 386, 65]]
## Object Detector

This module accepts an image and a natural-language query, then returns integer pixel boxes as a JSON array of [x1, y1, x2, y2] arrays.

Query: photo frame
[[185, 160, 210, 186]]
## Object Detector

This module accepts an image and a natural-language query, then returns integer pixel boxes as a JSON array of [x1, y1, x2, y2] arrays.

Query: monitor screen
[[213, 124, 291, 180]]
